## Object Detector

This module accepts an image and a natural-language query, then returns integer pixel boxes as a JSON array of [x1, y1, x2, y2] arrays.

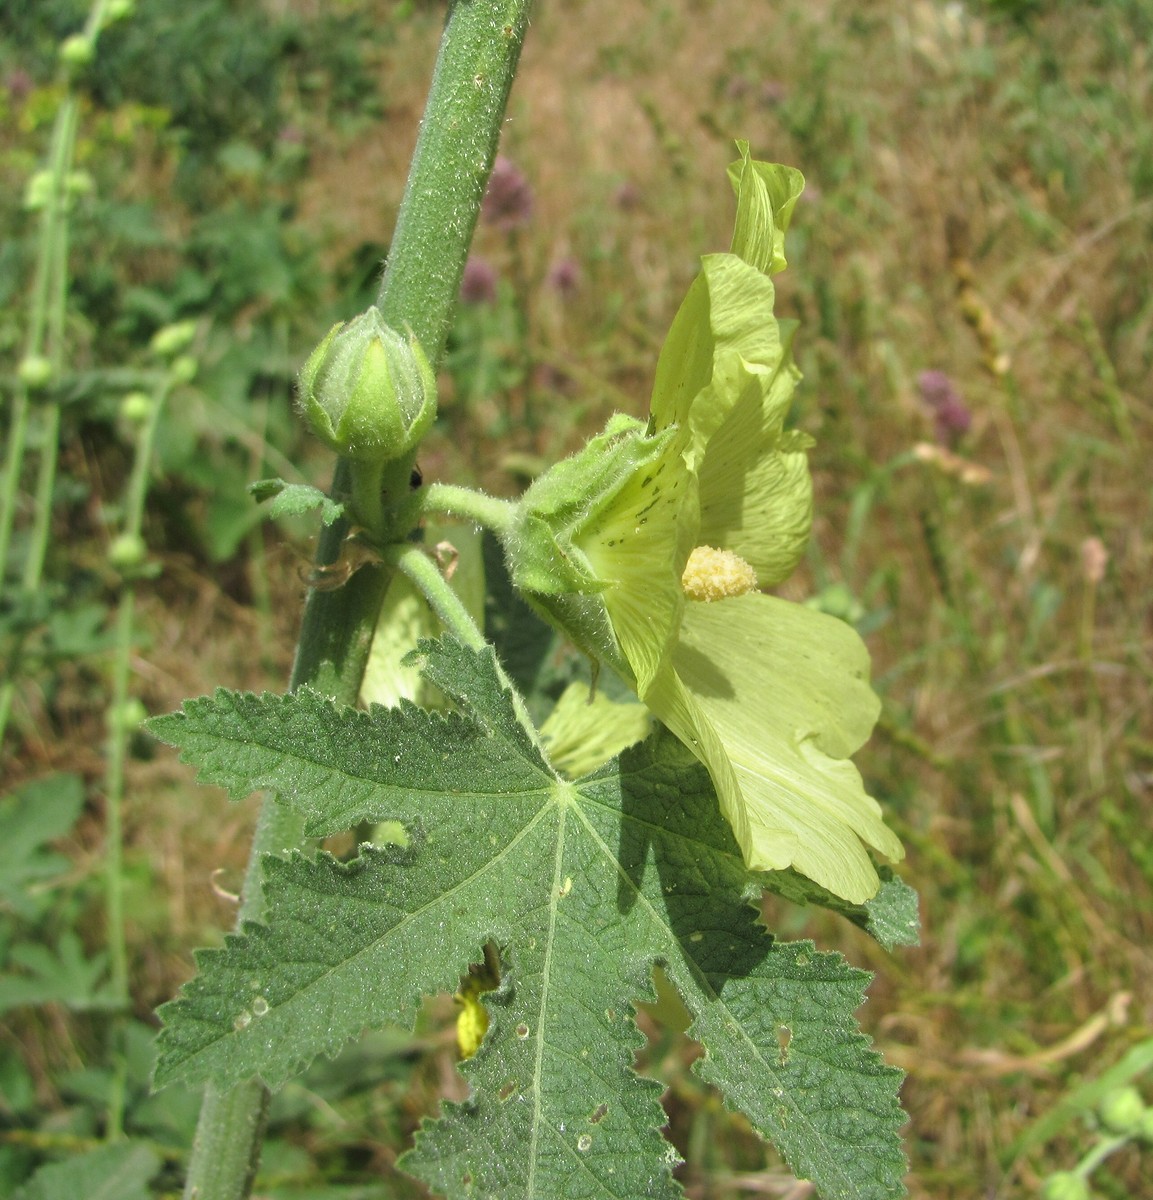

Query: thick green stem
[[183, 1083, 271, 1200], [181, 5, 534, 1198], [375, 1, 533, 358]]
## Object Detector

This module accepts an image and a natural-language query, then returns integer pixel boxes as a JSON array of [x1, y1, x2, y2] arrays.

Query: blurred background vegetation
[[2, 0, 1151, 1197]]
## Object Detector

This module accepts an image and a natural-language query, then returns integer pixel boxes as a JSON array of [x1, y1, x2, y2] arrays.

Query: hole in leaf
[[777, 1024, 792, 1065]]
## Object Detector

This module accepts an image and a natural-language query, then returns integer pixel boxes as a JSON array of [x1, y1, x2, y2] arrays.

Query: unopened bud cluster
[[297, 307, 437, 465], [1039, 1086, 1152, 1200]]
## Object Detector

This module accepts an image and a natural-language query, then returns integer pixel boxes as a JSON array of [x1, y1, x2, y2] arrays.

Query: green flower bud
[[150, 320, 198, 358], [298, 307, 437, 464], [1040, 1172, 1090, 1200], [107, 697, 148, 734], [105, 0, 135, 23], [59, 35, 95, 68], [24, 171, 55, 212], [119, 391, 153, 425], [109, 532, 147, 572], [1099, 1086, 1146, 1135], [18, 355, 53, 390], [169, 355, 198, 384]]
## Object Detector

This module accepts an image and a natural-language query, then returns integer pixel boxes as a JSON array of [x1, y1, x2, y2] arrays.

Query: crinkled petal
[[644, 594, 903, 903], [694, 320, 812, 584], [540, 682, 652, 779], [649, 252, 813, 585], [727, 141, 805, 277], [580, 433, 695, 693], [651, 254, 789, 448], [648, 271, 712, 435]]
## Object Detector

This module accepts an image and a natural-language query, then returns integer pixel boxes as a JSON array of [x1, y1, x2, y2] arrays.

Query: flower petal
[[581, 433, 694, 692], [646, 594, 903, 903], [649, 250, 813, 584], [694, 329, 813, 584], [540, 682, 652, 779], [727, 141, 805, 277]]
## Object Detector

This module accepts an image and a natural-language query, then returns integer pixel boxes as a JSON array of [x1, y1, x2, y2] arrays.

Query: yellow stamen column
[[681, 546, 759, 603]]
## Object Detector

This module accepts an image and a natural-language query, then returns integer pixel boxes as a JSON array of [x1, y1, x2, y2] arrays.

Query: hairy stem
[[394, 480, 517, 538], [181, 4, 534, 1197]]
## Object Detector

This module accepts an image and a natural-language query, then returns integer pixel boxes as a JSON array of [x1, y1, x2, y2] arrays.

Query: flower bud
[[1099, 1086, 1146, 1135], [1039, 1172, 1090, 1200], [105, 0, 135, 23], [19, 355, 53, 391], [109, 532, 147, 572], [150, 320, 198, 358], [169, 355, 198, 384], [298, 307, 437, 464], [24, 171, 55, 211], [119, 391, 153, 425], [65, 170, 95, 200], [1138, 1106, 1153, 1144], [59, 35, 95, 69], [107, 697, 148, 734]]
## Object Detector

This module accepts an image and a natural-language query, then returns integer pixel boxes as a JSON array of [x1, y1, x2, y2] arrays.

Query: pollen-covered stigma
[[681, 545, 759, 602]]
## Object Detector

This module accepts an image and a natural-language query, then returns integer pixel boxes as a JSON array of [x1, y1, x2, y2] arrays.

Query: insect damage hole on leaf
[[778, 1024, 792, 1066]]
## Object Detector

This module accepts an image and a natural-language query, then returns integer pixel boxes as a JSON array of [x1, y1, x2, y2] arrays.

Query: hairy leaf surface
[[151, 640, 906, 1200]]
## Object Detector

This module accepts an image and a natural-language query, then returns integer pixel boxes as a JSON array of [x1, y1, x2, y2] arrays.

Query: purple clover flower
[[460, 256, 498, 305], [613, 180, 642, 210], [6, 69, 33, 101], [547, 256, 582, 299], [918, 369, 972, 447], [482, 156, 534, 232]]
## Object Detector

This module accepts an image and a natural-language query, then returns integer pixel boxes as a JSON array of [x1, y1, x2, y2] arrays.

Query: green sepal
[[502, 415, 674, 615]]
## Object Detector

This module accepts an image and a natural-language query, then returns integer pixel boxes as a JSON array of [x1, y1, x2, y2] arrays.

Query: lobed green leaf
[[152, 639, 907, 1200]]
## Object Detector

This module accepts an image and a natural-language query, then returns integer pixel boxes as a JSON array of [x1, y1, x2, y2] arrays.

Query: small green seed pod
[[108, 532, 147, 572], [24, 171, 55, 212], [1138, 1107, 1153, 1144], [119, 392, 153, 425], [105, 0, 136, 23], [107, 698, 148, 734], [169, 355, 198, 384], [150, 320, 198, 359], [65, 170, 95, 200]]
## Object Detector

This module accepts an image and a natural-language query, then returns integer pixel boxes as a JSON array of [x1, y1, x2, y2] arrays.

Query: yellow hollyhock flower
[[505, 145, 903, 902]]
